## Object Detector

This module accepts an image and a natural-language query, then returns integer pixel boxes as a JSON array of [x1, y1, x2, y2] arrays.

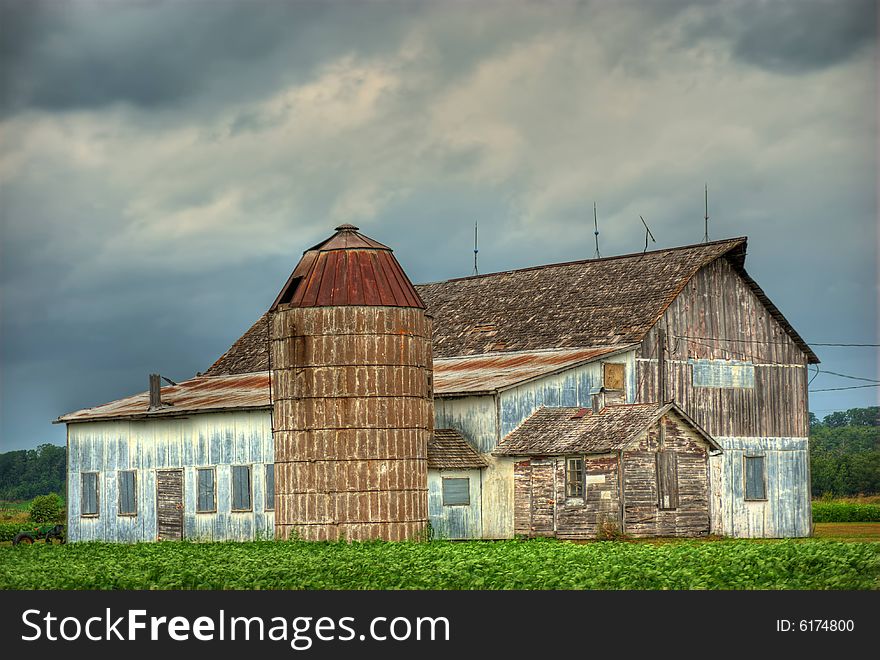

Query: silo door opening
[[156, 469, 184, 541]]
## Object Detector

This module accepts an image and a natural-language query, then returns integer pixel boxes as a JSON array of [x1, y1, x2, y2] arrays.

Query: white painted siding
[[709, 437, 811, 538], [428, 469, 482, 539], [67, 411, 274, 542], [499, 351, 636, 438]]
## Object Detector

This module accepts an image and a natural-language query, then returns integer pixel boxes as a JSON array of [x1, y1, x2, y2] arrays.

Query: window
[[657, 451, 679, 510], [744, 455, 766, 500], [565, 457, 585, 498], [197, 468, 216, 513], [81, 472, 99, 516], [603, 362, 625, 391], [232, 465, 252, 511], [442, 478, 470, 506], [118, 470, 137, 516], [265, 464, 275, 511]]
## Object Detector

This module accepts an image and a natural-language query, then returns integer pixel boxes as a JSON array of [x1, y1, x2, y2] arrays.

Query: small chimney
[[591, 387, 606, 414], [149, 373, 162, 410]]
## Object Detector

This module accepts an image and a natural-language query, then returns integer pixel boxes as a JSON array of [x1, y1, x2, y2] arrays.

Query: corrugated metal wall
[[427, 469, 482, 539], [66, 411, 274, 542]]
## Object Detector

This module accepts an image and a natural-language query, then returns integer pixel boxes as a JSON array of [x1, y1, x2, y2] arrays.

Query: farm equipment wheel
[[13, 533, 34, 546]]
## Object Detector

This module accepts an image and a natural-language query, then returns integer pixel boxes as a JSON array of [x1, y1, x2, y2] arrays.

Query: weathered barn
[[58, 226, 819, 541]]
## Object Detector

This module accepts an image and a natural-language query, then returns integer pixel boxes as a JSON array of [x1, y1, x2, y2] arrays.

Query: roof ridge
[[416, 236, 747, 286]]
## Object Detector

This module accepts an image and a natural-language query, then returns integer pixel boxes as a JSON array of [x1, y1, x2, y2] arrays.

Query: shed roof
[[432, 346, 632, 395], [204, 236, 816, 377], [55, 372, 271, 424], [493, 402, 720, 456], [428, 429, 488, 469]]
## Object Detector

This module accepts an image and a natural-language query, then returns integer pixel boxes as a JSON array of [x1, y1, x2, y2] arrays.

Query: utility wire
[[810, 383, 880, 392], [817, 369, 880, 384], [673, 334, 879, 348]]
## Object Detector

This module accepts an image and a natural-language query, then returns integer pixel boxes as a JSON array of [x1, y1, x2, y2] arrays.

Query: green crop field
[[1, 537, 878, 590]]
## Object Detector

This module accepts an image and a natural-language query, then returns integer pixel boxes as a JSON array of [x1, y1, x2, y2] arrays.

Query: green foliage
[[809, 408, 880, 497], [0, 444, 66, 501], [812, 502, 880, 523], [0, 522, 34, 543], [28, 493, 64, 523], [0, 538, 877, 590], [820, 407, 879, 429]]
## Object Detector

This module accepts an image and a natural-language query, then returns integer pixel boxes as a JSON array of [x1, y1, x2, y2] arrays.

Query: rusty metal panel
[[271, 225, 425, 310], [56, 373, 271, 424], [271, 305, 432, 542]]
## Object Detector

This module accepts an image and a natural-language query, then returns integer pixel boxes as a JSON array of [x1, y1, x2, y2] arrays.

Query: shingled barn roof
[[204, 236, 816, 377], [494, 402, 720, 456], [423, 236, 742, 357], [428, 429, 488, 469]]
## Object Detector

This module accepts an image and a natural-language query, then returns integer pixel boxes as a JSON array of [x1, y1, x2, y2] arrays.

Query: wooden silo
[[269, 224, 432, 541]]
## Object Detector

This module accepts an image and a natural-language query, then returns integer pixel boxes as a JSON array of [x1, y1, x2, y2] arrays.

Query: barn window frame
[[565, 457, 585, 498], [117, 470, 137, 516], [81, 472, 100, 517], [743, 455, 767, 501], [441, 477, 470, 506], [196, 467, 216, 513], [656, 450, 679, 510], [602, 362, 626, 391], [231, 465, 252, 512], [264, 463, 275, 511]]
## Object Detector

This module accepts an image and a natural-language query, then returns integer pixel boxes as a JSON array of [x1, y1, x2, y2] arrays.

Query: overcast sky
[[1, 0, 877, 451]]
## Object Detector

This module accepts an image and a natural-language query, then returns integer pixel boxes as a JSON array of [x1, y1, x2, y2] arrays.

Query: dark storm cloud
[[0, 0, 422, 115], [0, 0, 876, 451], [684, 0, 876, 74]]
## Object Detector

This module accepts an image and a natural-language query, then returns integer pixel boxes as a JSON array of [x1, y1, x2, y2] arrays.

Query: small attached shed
[[495, 401, 721, 539], [428, 429, 488, 539]]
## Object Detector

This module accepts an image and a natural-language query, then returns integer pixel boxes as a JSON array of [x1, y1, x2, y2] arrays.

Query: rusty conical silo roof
[[270, 224, 425, 309]]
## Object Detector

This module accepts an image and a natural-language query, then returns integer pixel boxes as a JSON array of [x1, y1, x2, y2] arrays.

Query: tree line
[[0, 407, 877, 501], [0, 444, 66, 501], [809, 407, 879, 497]]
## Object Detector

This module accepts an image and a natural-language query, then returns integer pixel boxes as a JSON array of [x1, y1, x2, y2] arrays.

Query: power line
[[810, 384, 880, 392], [810, 342, 880, 347], [675, 335, 879, 384], [818, 369, 880, 384], [673, 334, 879, 348]]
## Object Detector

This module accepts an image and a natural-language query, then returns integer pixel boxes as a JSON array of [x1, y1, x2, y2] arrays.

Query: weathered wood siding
[[427, 468, 482, 539], [622, 414, 711, 538], [513, 456, 620, 539], [637, 257, 809, 439], [710, 437, 811, 537], [555, 455, 620, 539], [66, 411, 275, 542], [636, 257, 811, 537]]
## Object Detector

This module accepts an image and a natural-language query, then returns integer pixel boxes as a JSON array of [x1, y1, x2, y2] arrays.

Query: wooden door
[[530, 462, 556, 537], [156, 469, 184, 541]]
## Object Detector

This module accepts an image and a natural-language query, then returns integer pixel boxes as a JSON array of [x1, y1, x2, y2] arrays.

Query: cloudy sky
[[1, 0, 877, 451]]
